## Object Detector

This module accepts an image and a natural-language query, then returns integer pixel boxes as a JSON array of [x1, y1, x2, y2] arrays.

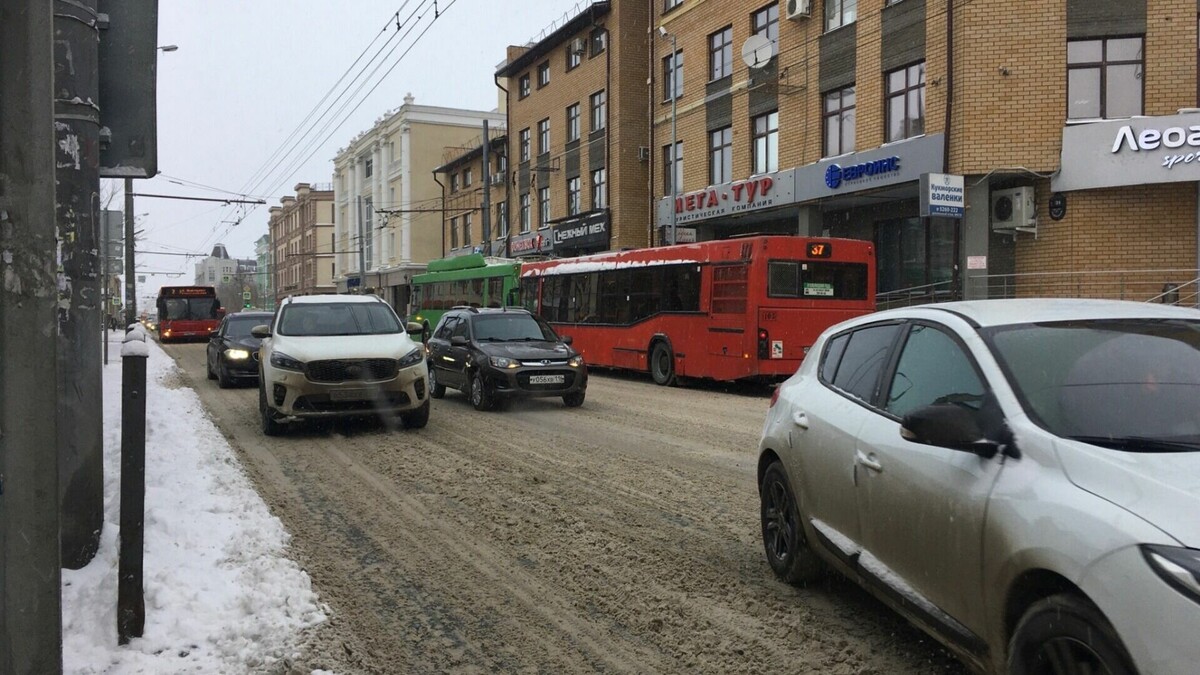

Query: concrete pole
[[124, 178, 136, 325], [55, 0, 105, 570], [1, 1, 64, 670]]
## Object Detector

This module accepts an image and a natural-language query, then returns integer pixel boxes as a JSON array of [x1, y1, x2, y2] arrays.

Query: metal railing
[[876, 279, 958, 310]]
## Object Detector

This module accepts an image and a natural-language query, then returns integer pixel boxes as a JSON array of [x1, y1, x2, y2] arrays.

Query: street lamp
[[659, 26, 679, 246]]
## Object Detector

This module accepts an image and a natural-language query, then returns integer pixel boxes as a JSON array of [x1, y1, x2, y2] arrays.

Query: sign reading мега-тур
[[920, 173, 965, 218], [655, 170, 797, 226], [1053, 112, 1200, 192]]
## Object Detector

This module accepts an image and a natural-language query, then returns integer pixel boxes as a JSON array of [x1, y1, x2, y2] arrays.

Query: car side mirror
[[251, 325, 271, 339], [405, 321, 425, 336], [900, 403, 999, 458], [450, 336, 469, 347], [209, 330, 220, 339], [561, 335, 573, 345]]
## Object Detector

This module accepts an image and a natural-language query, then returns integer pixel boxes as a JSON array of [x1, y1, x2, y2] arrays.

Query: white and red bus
[[519, 236, 875, 384], [156, 285, 224, 342]]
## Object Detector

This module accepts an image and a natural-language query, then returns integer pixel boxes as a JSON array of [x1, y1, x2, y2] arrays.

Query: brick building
[[434, 130, 508, 257], [644, 0, 1199, 303], [268, 182, 335, 306], [496, 1, 651, 259]]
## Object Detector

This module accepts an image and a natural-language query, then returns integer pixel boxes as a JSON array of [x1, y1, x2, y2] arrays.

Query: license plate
[[329, 389, 369, 401], [529, 374, 564, 385]]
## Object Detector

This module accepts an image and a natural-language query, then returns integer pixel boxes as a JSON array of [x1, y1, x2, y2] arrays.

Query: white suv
[[253, 294, 430, 435]]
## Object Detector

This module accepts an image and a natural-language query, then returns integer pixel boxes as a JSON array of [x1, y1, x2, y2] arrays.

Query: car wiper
[[1067, 435, 1200, 453]]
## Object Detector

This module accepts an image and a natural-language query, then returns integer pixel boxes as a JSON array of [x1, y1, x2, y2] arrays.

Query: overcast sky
[[118, 0, 586, 304]]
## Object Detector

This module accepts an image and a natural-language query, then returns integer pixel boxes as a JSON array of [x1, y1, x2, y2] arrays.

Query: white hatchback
[[758, 298, 1200, 675], [254, 294, 429, 434]]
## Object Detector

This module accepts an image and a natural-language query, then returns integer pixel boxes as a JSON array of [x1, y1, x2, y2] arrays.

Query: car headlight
[[225, 348, 251, 361], [568, 355, 584, 368], [398, 347, 424, 369], [490, 356, 519, 369], [270, 351, 304, 371], [1142, 545, 1200, 605]]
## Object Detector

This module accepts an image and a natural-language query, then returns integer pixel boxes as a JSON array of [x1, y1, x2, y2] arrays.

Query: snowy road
[[164, 342, 967, 674]]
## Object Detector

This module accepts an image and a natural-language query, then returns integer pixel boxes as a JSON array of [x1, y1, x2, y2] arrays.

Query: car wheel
[[428, 366, 446, 399], [1008, 594, 1135, 675], [650, 341, 677, 386], [216, 363, 233, 389], [760, 461, 822, 584], [258, 380, 284, 437], [400, 397, 431, 429], [469, 371, 496, 411], [206, 355, 216, 380], [562, 390, 585, 407]]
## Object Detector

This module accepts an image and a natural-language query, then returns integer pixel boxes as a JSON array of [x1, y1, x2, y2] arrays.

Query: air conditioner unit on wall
[[637, 146, 650, 161], [990, 186, 1036, 231], [570, 38, 586, 55], [490, 173, 505, 186], [786, 0, 811, 20]]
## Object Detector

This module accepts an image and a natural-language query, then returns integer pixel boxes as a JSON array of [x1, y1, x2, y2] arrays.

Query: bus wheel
[[650, 341, 677, 386]]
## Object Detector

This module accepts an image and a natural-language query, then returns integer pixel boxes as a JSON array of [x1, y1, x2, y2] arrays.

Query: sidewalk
[[61, 329, 330, 674]]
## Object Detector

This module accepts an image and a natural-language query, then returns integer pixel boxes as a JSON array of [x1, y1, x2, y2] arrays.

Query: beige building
[[496, 1, 651, 259], [268, 182, 335, 305], [434, 131, 508, 257], [332, 94, 505, 312]]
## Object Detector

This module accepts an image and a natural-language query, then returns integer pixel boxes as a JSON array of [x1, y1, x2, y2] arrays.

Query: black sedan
[[206, 311, 273, 388]]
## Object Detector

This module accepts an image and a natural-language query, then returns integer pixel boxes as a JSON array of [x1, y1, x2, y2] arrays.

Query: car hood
[[273, 334, 418, 362], [476, 340, 575, 361], [1057, 439, 1200, 546]]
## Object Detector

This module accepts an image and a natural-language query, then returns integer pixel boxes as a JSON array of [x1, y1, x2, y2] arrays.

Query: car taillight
[[757, 328, 770, 359], [769, 385, 781, 408]]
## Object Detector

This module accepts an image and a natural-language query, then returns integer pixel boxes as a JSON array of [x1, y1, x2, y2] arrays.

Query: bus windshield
[[162, 297, 220, 321]]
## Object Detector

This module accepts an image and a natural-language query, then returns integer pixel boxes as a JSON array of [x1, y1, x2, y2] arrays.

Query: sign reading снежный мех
[[1053, 112, 1200, 192]]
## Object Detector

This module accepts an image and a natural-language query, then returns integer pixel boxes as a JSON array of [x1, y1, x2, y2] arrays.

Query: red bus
[[156, 286, 224, 343], [519, 236, 875, 384]]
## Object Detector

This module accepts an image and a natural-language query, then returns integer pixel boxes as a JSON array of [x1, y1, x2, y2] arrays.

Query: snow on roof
[[286, 293, 382, 304], [521, 257, 702, 277]]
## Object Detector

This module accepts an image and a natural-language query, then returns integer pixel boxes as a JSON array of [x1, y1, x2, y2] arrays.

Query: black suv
[[426, 307, 587, 411]]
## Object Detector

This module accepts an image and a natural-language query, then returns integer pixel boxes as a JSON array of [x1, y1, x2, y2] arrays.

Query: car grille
[[306, 358, 398, 383], [293, 391, 411, 412], [520, 359, 570, 367], [515, 369, 577, 391]]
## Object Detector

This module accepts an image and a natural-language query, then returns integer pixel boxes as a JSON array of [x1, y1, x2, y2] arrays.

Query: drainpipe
[[433, 170, 446, 257], [494, 71, 511, 258], [943, 0, 954, 172]]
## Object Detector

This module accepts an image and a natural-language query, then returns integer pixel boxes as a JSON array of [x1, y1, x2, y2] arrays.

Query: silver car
[[758, 299, 1200, 675]]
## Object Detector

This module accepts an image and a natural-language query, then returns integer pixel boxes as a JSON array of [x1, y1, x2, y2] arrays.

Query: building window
[[664, 0, 682, 11], [591, 168, 607, 209], [1067, 37, 1144, 120], [709, 26, 733, 80], [567, 39, 583, 70], [519, 74, 531, 99], [463, 212, 472, 248], [886, 63, 925, 142], [752, 3, 779, 43], [497, 202, 508, 238], [538, 186, 550, 227], [823, 86, 856, 156], [364, 157, 373, 178], [825, 0, 856, 31], [520, 193, 531, 233], [463, 168, 473, 188], [450, 216, 459, 248], [567, 176, 581, 216], [590, 28, 607, 57], [663, 142, 683, 195], [450, 173, 459, 192], [537, 118, 550, 156], [519, 128, 531, 162], [663, 50, 684, 101], [538, 61, 551, 88], [590, 90, 607, 131], [710, 126, 732, 184], [752, 111, 779, 174], [566, 103, 581, 143]]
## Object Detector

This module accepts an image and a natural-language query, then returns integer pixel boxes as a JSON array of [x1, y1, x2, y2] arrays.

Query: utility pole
[[1, 1, 64, 671], [481, 119, 492, 256], [357, 195, 367, 292], [55, 0, 105, 570], [125, 179, 137, 326]]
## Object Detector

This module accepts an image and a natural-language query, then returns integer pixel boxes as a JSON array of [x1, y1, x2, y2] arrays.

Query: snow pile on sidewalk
[[62, 333, 327, 674]]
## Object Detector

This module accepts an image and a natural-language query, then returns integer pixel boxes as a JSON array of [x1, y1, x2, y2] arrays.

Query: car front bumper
[[266, 363, 428, 419], [484, 364, 587, 398]]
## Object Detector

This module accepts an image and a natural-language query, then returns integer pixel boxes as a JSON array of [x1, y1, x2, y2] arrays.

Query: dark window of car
[[884, 324, 985, 418], [985, 318, 1200, 448], [471, 313, 558, 342], [225, 316, 265, 338], [434, 316, 456, 340], [450, 316, 470, 340], [821, 333, 850, 383], [278, 302, 401, 336], [768, 261, 869, 300], [829, 324, 902, 403]]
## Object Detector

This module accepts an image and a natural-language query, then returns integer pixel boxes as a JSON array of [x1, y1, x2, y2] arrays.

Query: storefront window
[[875, 217, 957, 298]]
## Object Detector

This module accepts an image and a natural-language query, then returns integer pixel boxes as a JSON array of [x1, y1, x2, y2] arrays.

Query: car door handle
[[855, 450, 883, 473], [791, 410, 809, 429]]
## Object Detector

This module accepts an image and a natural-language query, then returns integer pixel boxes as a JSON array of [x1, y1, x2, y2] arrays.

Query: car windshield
[[225, 316, 267, 339], [985, 318, 1200, 451], [277, 302, 401, 336], [472, 313, 558, 342]]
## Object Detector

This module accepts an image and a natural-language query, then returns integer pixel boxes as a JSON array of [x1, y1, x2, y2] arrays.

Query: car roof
[[452, 307, 531, 316], [284, 294, 383, 305], [871, 298, 1200, 328], [228, 311, 273, 317]]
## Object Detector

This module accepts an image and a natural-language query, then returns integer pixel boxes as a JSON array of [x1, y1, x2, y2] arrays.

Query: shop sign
[[825, 157, 901, 189], [552, 212, 610, 249], [509, 231, 552, 255], [920, 173, 965, 218], [674, 227, 697, 243], [798, 134, 945, 201], [655, 169, 796, 226], [1053, 112, 1200, 191]]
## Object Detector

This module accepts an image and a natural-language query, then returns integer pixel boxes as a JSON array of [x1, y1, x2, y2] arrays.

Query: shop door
[[875, 218, 959, 305]]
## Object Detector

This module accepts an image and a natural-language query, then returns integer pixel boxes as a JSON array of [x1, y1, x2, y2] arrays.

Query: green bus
[[409, 254, 522, 332]]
